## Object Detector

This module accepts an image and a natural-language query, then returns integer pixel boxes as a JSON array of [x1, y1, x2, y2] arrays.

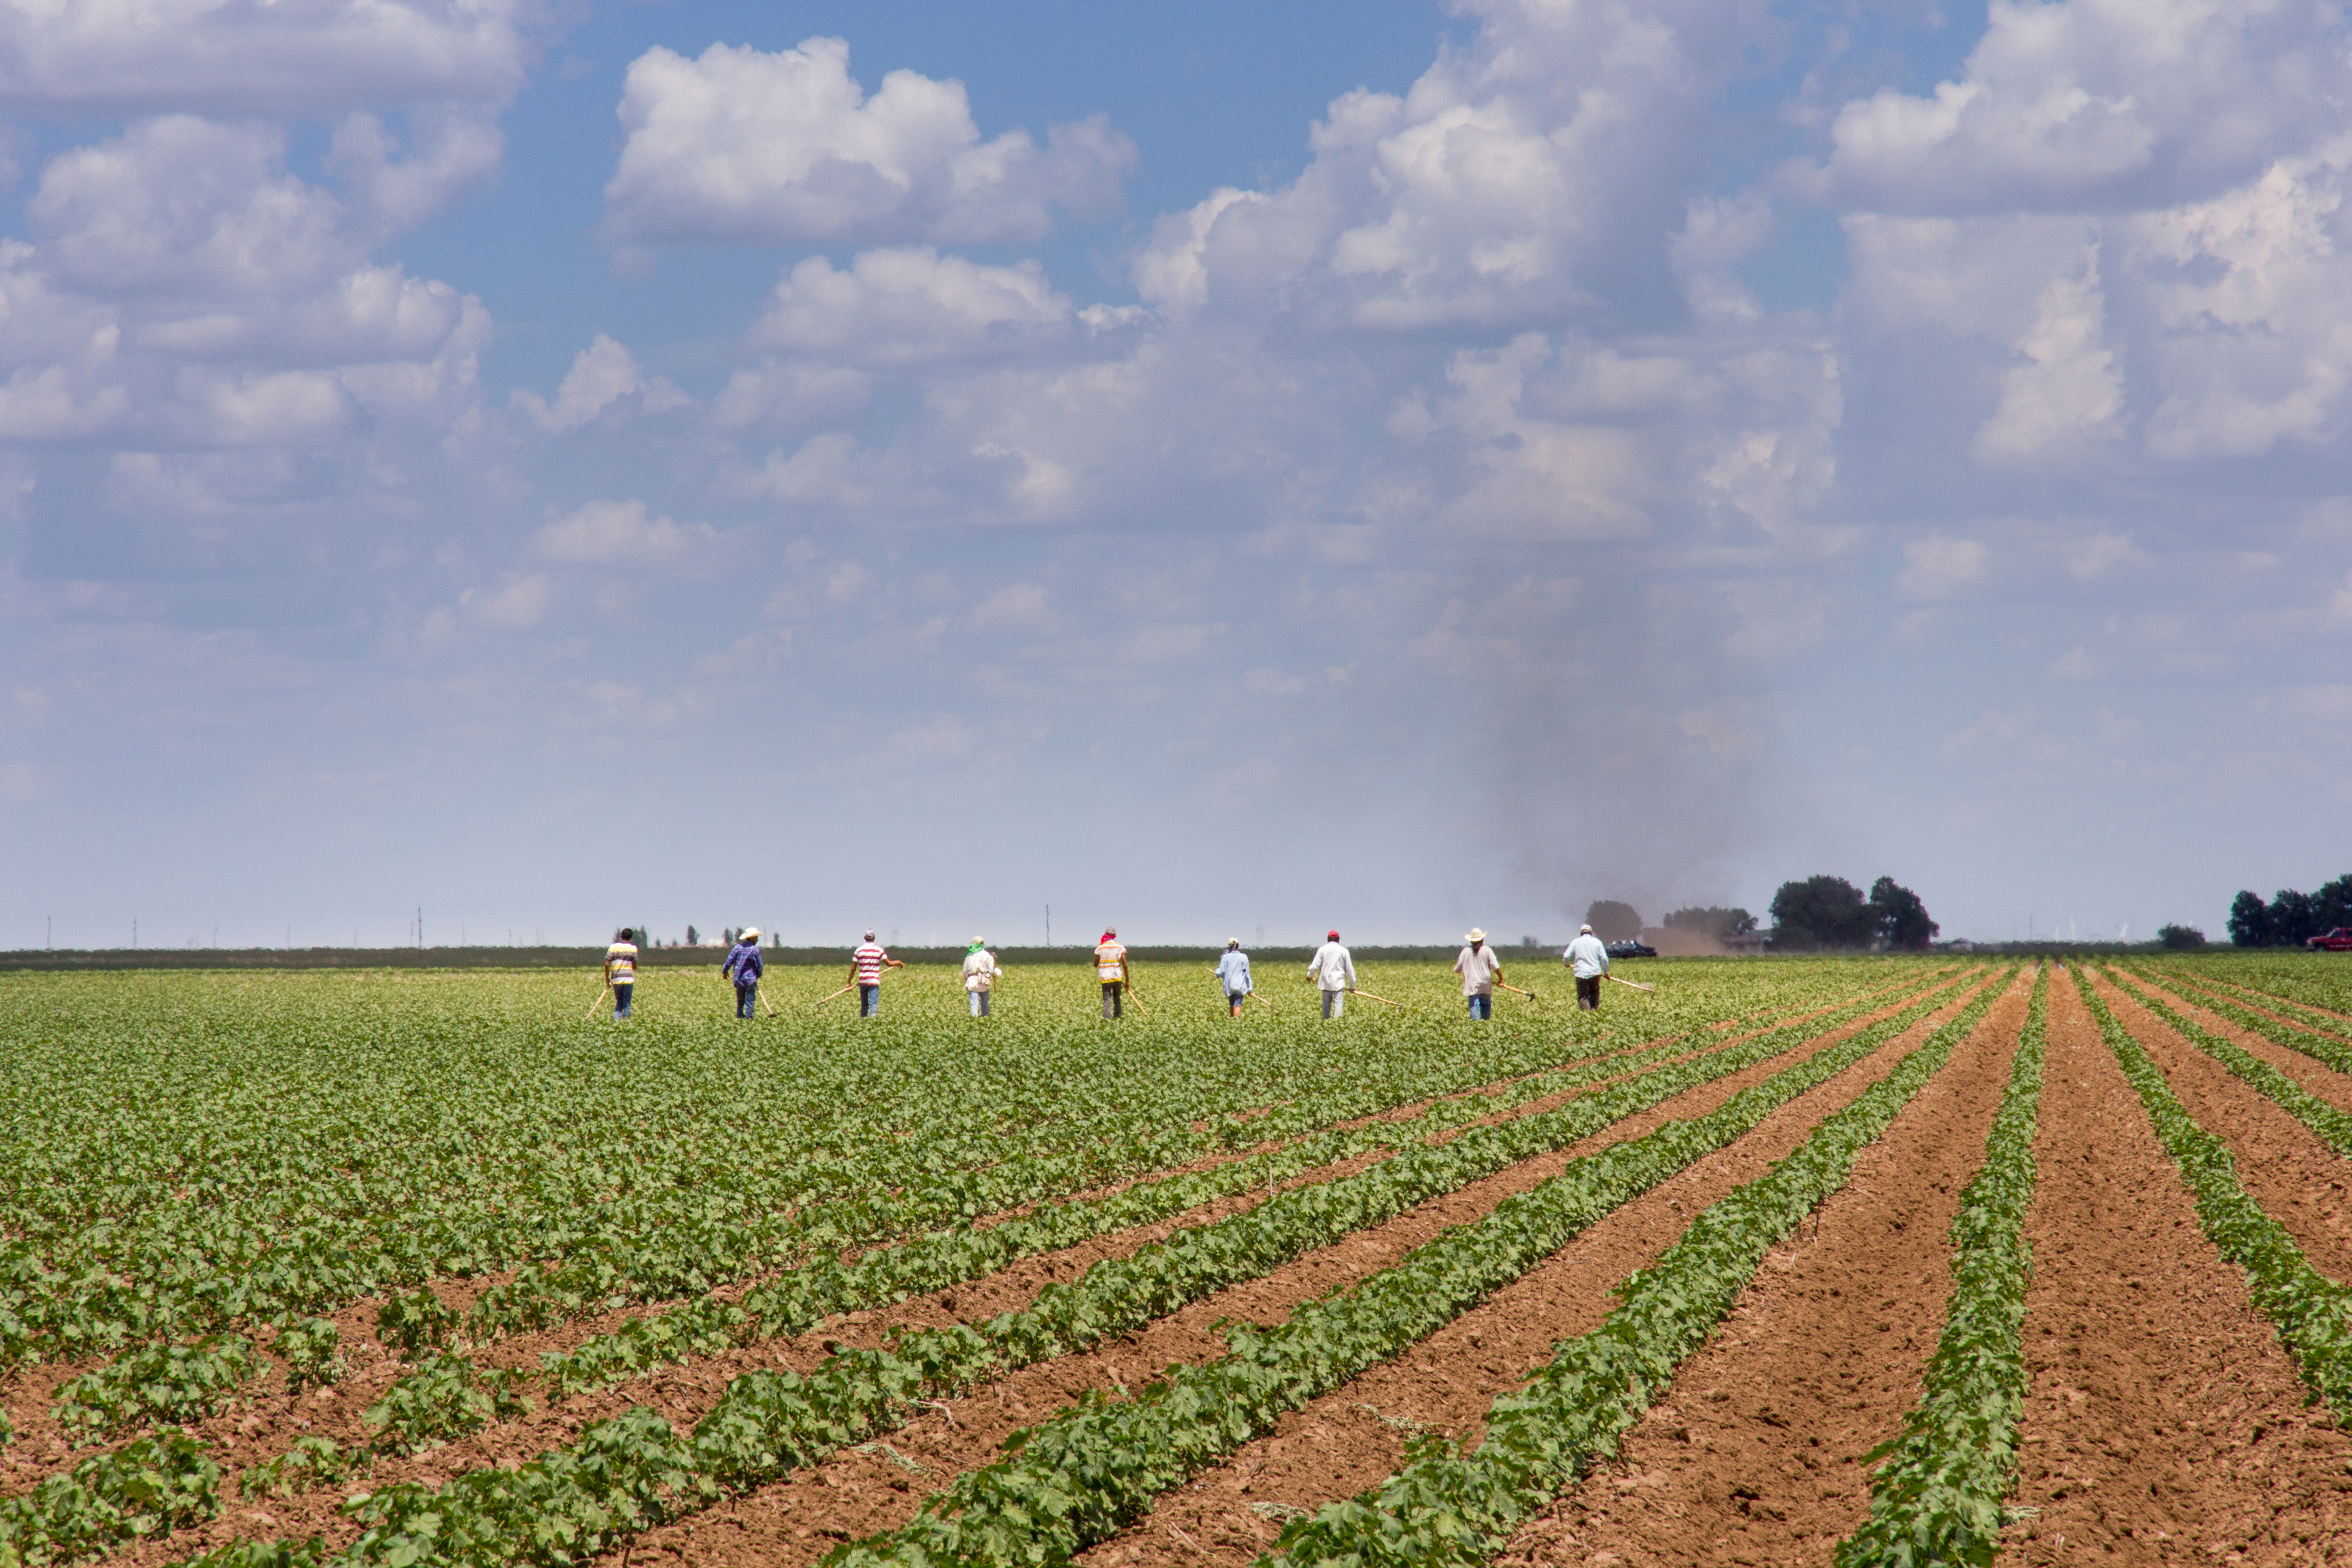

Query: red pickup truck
[[2309, 928, 2352, 951]]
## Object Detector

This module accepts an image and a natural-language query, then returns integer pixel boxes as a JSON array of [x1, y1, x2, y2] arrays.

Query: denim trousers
[[613, 983, 633, 1019], [1465, 992, 1491, 1020], [969, 990, 991, 1016], [737, 983, 758, 1019], [860, 984, 880, 1017], [1322, 989, 1345, 1019]]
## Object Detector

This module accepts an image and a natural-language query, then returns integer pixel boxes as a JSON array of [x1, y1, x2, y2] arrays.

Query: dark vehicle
[[2309, 928, 2352, 952], [1605, 939, 1657, 959]]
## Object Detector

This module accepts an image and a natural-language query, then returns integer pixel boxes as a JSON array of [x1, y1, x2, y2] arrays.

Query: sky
[[6, 0, 2351, 952]]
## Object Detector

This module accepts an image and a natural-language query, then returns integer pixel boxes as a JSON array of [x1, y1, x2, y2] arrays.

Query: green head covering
[[966, 937, 986, 955]]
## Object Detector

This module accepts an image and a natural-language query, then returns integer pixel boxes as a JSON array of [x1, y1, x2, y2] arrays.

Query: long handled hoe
[[811, 983, 857, 1010], [584, 984, 612, 1019], [1348, 987, 1406, 1009], [1604, 973, 1656, 994], [1497, 981, 1541, 1002]]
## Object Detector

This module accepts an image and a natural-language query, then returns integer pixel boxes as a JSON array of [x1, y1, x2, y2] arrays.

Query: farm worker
[[1306, 930, 1355, 1019], [962, 938, 1001, 1017], [1096, 928, 1132, 1019], [1213, 938, 1252, 1016], [605, 928, 639, 1018], [1563, 923, 1609, 1011], [1454, 928, 1502, 1020], [850, 930, 903, 1017], [723, 928, 764, 1019]]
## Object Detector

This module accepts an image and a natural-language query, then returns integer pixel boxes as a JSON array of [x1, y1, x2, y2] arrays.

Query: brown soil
[[1452, 969, 2027, 1568], [1996, 974, 2352, 1564], [2087, 969, 2352, 1283], [2123, 971, 2352, 1116], [2160, 972, 2352, 1035], [598, 975, 1997, 1568], [2196, 975, 2352, 1031], [104, 973, 1964, 1567]]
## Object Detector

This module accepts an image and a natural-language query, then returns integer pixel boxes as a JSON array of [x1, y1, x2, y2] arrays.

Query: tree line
[[2227, 875, 2352, 947], [1575, 874, 1938, 952]]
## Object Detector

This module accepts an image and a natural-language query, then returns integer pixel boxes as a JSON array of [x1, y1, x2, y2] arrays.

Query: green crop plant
[[1834, 969, 2046, 1568], [51, 1334, 259, 1442], [363, 1354, 531, 1454], [2072, 968, 2352, 1421], [1254, 973, 2008, 1568], [271, 1316, 343, 1394]]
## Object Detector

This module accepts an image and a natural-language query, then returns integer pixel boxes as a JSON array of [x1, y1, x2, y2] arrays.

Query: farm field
[[3, 955, 2352, 1567]]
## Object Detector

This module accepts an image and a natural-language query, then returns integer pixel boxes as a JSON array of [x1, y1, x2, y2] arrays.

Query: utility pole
[[133, 916, 137, 948], [1045, 904, 1051, 949], [418, 905, 424, 949]]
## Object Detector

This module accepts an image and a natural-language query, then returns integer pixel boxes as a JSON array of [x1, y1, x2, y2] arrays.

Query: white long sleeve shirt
[[1306, 941, 1355, 991], [1564, 933, 1611, 979]]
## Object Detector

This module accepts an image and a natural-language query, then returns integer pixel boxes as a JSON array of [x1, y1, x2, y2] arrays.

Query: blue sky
[[7, 0, 2351, 951]]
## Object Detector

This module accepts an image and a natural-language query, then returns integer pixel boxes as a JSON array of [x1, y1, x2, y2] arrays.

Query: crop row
[[3, 966, 1849, 1376], [2105, 969, 2352, 1160], [528, 975, 1948, 1400], [2156, 967, 2352, 1046], [2130, 965, 2352, 1080], [1254, 973, 2007, 1568], [1831, 967, 2046, 1567], [2069, 969, 2352, 1420], [166, 970, 1986, 1568], [8, 973, 1923, 1467]]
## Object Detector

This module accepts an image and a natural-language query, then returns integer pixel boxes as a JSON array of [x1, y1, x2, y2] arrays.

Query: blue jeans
[[1466, 993, 1491, 1020], [736, 983, 758, 1019], [860, 984, 880, 1017], [613, 982, 633, 1019], [1322, 990, 1345, 1019], [969, 990, 990, 1016]]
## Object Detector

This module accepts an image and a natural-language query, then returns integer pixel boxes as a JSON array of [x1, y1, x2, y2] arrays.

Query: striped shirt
[[853, 943, 888, 985], [605, 942, 637, 983], [1095, 941, 1127, 983]]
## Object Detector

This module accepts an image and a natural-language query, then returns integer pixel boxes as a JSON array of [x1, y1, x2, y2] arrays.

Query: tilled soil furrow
[[2200, 976, 2352, 1032], [947, 981, 2002, 1568], [2123, 971, 2352, 1112], [1473, 971, 2029, 1568], [108, 987, 1943, 1568], [2160, 973, 2352, 1052], [2089, 970, 2352, 1284], [1997, 972, 2352, 1565], [597, 980, 1995, 1568]]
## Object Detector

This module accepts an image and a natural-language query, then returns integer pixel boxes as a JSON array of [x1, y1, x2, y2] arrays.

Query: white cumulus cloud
[[602, 37, 1134, 247]]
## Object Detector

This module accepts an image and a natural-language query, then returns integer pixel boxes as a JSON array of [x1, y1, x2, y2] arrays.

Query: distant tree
[[2227, 892, 2273, 947], [2157, 924, 2207, 950], [1519, 935, 1543, 950], [2272, 889, 2316, 947], [1663, 906, 1758, 940], [1583, 901, 1643, 941], [686, 924, 700, 946], [1768, 876, 1875, 950], [1868, 877, 1940, 951]]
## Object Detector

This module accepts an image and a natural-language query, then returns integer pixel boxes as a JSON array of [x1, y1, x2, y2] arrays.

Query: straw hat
[[1466, 927, 1486, 943]]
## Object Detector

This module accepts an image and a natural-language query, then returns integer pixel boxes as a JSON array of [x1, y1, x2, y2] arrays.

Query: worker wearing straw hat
[[962, 937, 1001, 1017], [1454, 928, 1503, 1020], [1563, 923, 1610, 1011], [723, 928, 765, 1018], [1306, 930, 1355, 1019]]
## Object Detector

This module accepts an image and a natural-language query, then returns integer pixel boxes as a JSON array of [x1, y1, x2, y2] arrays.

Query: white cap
[[743, 927, 760, 941], [1580, 924, 1593, 934]]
